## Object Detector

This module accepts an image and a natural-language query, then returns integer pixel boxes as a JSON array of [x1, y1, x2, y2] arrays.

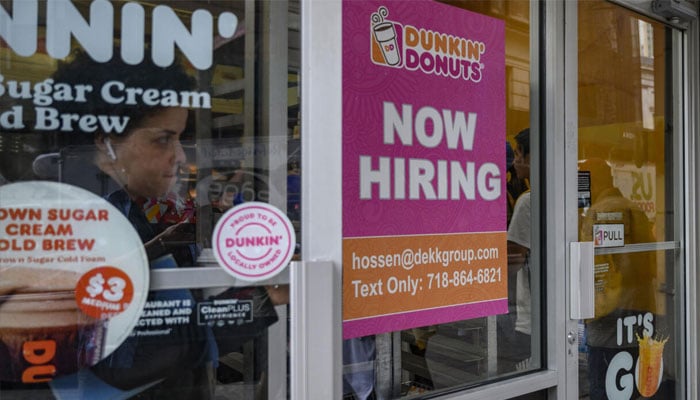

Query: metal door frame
[[296, 1, 564, 399]]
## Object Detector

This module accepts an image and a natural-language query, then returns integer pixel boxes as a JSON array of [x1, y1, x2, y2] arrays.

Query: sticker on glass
[[0, 181, 149, 382], [212, 202, 295, 282]]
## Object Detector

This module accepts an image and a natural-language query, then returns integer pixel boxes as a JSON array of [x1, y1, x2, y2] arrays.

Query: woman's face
[[111, 107, 188, 198]]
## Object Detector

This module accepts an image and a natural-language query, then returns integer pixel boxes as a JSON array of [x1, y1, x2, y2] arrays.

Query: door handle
[[570, 242, 594, 319]]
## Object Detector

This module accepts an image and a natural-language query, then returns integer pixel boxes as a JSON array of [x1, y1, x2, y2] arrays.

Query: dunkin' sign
[[212, 202, 295, 282], [343, 0, 506, 339]]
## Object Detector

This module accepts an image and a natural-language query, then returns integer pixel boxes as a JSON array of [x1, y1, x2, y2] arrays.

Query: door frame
[[298, 0, 564, 399], [561, 1, 700, 399]]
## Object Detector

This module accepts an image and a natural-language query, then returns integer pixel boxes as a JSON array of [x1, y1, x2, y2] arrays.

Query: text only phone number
[[427, 268, 502, 289]]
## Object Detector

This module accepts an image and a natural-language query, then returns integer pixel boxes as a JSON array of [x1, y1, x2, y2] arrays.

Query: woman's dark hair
[[514, 128, 530, 157], [51, 48, 196, 146]]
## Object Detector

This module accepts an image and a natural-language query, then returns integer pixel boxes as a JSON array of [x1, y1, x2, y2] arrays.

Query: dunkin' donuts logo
[[370, 6, 486, 82], [212, 202, 295, 282]]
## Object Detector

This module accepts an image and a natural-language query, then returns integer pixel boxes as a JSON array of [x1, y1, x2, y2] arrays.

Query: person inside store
[[25, 48, 285, 399], [506, 140, 530, 224], [578, 157, 660, 400], [497, 138, 530, 374], [499, 128, 534, 373], [343, 335, 377, 400]]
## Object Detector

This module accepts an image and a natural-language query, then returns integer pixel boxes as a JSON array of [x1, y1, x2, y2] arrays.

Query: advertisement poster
[[343, 0, 507, 338], [0, 181, 149, 382]]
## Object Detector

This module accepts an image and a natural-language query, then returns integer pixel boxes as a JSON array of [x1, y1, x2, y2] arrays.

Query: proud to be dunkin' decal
[[0, 181, 149, 383], [343, 0, 506, 339], [212, 202, 295, 282]]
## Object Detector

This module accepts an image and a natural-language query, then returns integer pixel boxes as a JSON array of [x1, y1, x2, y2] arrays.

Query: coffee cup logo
[[371, 7, 402, 66]]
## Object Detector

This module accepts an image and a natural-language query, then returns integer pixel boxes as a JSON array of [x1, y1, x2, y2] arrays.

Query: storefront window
[[0, 1, 298, 398], [341, 1, 537, 398]]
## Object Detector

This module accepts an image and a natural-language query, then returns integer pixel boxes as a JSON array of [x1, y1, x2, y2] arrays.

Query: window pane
[[342, 1, 538, 398], [0, 1, 298, 398]]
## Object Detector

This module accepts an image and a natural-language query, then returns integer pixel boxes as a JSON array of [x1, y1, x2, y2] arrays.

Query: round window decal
[[0, 181, 149, 382], [212, 202, 295, 282]]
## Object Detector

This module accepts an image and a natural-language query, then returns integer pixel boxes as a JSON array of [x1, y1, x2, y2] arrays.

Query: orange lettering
[[21, 365, 56, 383], [405, 26, 419, 47], [22, 340, 56, 364]]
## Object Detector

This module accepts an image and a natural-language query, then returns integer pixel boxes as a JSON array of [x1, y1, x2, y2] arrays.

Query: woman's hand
[[145, 222, 196, 259], [265, 284, 290, 305]]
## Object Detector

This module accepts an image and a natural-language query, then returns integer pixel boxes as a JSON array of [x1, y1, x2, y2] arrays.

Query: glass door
[[575, 1, 687, 398]]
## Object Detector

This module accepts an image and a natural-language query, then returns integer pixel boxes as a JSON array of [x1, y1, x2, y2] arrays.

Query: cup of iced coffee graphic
[[373, 22, 401, 66], [0, 267, 106, 383], [636, 332, 667, 397]]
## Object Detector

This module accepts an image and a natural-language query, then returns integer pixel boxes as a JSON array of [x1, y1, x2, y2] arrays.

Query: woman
[[93, 105, 197, 262], [47, 50, 279, 399]]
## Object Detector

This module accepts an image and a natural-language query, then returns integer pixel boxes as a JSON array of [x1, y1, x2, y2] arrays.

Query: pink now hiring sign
[[342, 0, 508, 339]]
